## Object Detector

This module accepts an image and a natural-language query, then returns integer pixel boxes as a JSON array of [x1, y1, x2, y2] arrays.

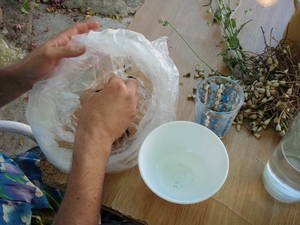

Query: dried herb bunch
[[235, 39, 300, 138]]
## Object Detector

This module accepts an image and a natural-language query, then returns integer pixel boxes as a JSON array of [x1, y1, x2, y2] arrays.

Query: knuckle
[[112, 79, 127, 91]]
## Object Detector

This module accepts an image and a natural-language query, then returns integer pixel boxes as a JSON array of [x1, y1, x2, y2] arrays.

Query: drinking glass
[[195, 76, 244, 138]]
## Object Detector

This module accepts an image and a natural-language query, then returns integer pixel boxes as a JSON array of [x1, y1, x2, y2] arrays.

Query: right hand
[[77, 76, 138, 145]]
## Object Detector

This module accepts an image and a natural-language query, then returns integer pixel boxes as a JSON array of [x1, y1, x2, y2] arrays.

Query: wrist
[[74, 123, 113, 158], [2, 63, 34, 90]]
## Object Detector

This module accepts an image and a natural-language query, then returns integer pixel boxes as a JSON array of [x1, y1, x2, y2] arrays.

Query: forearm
[[0, 64, 32, 107], [53, 127, 112, 225]]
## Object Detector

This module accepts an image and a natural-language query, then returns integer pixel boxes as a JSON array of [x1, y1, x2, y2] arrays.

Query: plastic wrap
[[26, 29, 179, 173]]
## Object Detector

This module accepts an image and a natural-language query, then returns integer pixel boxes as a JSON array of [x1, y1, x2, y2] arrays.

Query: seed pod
[[244, 109, 252, 113], [252, 126, 258, 132], [283, 94, 289, 98], [268, 96, 274, 101], [256, 82, 263, 87], [270, 90, 278, 95], [269, 64, 276, 72], [280, 130, 286, 136], [187, 95, 195, 101], [258, 110, 264, 117], [261, 98, 268, 103], [254, 133, 261, 139], [287, 88, 292, 95], [276, 123, 281, 132], [266, 89, 271, 97], [276, 101, 282, 107], [279, 81, 286, 85], [257, 127, 263, 132], [257, 88, 266, 94], [249, 114, 257, 120], [263, 118, 271, 125], [237, 120, 243, 125], [272, 82, 279, 88], [183, 73, 191, 78], [274, 117, 280, 124], [267, 57, 272, 65], [282, 113, 287, 120], [254, 91, 260, 98], [238, 114, 243, 120], [236, 124, 241, 132]]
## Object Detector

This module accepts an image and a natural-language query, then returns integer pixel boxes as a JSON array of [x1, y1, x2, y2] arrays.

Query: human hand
[[77, 77, 138, 148], [14, 21, 99, 88]]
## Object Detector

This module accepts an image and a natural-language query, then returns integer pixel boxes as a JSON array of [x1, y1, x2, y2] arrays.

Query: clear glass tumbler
[[263, 113, 300, 203], [195, 76, 244, 138]]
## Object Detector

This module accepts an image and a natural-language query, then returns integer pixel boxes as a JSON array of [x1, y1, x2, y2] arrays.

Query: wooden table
[[103, 0, 300, 224]]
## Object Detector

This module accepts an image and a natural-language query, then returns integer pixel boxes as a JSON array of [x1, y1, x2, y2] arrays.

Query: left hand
[[14, 21, 99, 88]]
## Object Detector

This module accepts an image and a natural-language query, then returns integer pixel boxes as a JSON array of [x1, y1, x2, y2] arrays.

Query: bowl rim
[[138, 120, 229, 204]]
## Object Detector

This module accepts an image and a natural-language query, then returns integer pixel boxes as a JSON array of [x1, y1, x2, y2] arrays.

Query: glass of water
[[195, 76, 244, 138], [263, 113, 300, 203]]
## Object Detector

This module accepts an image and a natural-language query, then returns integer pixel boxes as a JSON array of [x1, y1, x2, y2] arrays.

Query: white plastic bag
[[26, 29, 179, 173]]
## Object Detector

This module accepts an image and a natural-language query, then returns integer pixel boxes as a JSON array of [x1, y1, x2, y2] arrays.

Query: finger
[[125, 80, 138, 95], [50, 21, 100, 46], [107, 76, 124, 86], [59, 21, 100, 38], [45, 45, 86, 59], [106, 76, 129, 92]]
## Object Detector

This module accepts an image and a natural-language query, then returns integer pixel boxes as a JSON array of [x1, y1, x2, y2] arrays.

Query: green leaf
[[230, 18, 236, 28], [31, 2, 39, 8], [23, 0, 31, 10], [20, 0, 39, 14], [158, 18, 169, 26], [20, 7, 29, 14], [237, 19, 252, 34], [228, 36, 240, 49]]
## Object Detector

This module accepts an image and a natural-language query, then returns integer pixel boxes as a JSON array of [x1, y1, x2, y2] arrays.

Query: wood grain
[[103, 0, 300, 224]]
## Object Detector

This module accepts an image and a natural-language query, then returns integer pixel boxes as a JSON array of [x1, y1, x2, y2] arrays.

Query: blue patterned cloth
[[0, 148, 62, 225]]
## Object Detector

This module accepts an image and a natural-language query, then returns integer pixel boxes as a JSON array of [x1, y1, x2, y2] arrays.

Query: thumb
[[46, 44, 86, 59]]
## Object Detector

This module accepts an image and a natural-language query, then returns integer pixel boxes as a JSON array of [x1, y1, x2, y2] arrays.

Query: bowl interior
[[139, 121, 229, 204]]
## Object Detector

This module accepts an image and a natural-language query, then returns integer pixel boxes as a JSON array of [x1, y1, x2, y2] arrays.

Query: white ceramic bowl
[[138, 121, 229, 204]]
